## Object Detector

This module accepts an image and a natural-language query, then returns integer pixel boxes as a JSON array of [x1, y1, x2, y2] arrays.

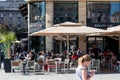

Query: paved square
[[0, 69, 120, 80]]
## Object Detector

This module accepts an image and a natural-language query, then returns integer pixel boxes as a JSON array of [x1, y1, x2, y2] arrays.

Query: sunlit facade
[[27, 0, 120, 56]]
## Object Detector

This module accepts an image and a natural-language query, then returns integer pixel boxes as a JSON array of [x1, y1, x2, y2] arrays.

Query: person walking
[[76, 54, 95, 80]]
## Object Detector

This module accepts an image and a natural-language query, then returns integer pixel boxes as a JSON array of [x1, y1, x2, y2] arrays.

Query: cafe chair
[[47, 60, 56, 74], [37, 59, 45, 72], [91, 59, 100, 74], [64, 59, 70, 72], [11, 61, 21, 73], [26, 61, 36, 73]]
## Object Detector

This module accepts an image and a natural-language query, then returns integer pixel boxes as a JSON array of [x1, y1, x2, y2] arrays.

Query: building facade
[[0, 0, 27, 40], [27, 0, 120, 55]]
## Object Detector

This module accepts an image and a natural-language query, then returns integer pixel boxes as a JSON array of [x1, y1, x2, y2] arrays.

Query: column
[[78, 1, 87, 53], [78, 36, 86, 53], [78, 1, 86, 25], [46, 1, 53, 51]]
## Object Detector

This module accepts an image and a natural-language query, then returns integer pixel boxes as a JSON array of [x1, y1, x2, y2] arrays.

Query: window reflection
[[54, 2, 78, 24], [29, 2, 46, 51], [87, 2, 120, 23], [30, 2, 45, 24], [87, 37, 104, 52]]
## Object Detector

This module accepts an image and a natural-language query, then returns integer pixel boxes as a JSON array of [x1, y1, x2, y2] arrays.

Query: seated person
[[111, 54, 117, 66]]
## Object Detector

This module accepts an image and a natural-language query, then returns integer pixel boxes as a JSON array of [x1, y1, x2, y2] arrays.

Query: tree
[[0, 24, 16, 59]]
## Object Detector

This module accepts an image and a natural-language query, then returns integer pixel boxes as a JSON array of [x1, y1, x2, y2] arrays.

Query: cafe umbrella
[[31, 22, 106, 58]]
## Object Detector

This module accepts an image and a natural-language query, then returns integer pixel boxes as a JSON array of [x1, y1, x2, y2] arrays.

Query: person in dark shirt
[[91, 45, 99, 59]]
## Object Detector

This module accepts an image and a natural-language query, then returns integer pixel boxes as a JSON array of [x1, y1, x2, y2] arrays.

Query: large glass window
[[87, 2, 120, 23], [87, 2, 120, 28], [54, 2, 78, 24], [53, 2, 78, 53], [87, 36, 119, 56], [87, 37, 104, 52], [30, 2, 45, 24], [29, 2, 46, 52]]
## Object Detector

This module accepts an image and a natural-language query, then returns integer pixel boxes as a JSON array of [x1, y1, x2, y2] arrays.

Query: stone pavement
[[0, 69, 120, 80]]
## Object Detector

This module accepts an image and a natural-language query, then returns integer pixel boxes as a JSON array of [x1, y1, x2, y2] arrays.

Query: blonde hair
[[78, 54, 91, 65]]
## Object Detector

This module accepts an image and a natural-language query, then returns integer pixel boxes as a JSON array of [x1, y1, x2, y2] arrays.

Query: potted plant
[[0, 24, 17, 72]]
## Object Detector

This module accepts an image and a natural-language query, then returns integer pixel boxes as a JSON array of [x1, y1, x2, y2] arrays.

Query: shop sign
[[87, 23, 120, 29]]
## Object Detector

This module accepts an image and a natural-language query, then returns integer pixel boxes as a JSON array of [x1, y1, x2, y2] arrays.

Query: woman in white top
[[76, 54, 95, 80], [38, 51, 44, 60], [25, 52, 33, 61]]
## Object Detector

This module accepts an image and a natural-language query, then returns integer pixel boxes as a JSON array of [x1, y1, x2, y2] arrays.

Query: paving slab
[[0, 69, 120, 80]]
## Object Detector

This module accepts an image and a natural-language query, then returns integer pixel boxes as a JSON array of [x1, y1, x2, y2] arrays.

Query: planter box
[[4, 59, 11, 73]]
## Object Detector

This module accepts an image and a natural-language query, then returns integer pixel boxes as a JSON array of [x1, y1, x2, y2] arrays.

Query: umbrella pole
[[28, 3, 30, 51], [119, 36, 120, 54], [67, 34, 69, 59]]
